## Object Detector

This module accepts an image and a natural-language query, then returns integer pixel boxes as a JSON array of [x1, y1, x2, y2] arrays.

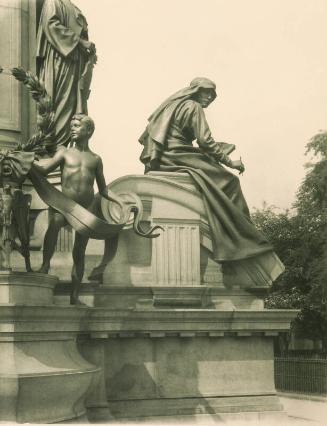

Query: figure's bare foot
[[87, 270, 103, 283], [37, 263, 50, 274], [70, 295, 87, 306]]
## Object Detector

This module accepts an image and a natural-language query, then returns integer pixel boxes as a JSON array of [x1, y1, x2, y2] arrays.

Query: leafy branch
[[11, 67, 56, 155]]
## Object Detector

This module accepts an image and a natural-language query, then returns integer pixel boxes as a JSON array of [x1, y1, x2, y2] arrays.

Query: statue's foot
[[70, 296, 87, 306], [87, 274, 103, 284], [37, 263, 50, 274], [88, 270, 103, 283]]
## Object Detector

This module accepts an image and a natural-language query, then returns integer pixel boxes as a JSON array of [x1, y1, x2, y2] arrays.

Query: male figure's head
[[70, 114, 95, 144]]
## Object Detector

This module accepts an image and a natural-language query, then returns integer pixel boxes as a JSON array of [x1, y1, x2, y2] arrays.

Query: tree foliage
[[251, 131, 327, 349]]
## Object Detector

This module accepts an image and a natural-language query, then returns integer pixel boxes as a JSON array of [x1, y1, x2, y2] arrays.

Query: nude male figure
[[34, 114, 124, 304]]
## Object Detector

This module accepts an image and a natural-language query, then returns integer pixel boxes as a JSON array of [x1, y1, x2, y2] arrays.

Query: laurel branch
[[11, 67, 56, 155]]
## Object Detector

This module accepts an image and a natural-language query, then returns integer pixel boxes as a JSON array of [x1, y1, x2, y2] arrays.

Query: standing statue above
[[36, 0, 96, 148]]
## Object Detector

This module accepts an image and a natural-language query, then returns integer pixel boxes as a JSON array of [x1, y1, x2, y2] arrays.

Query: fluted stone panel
[[152, 222, 200, 286]]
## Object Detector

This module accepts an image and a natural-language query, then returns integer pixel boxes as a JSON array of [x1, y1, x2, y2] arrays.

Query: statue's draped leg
[[12, 191, 32, 272]]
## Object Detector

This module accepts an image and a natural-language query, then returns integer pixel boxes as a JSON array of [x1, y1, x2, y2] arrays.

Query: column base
[[0, 271, 57, 304], [0, 338, 98, 423]]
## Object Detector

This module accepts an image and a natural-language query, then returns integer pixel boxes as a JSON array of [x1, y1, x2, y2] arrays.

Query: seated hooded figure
[[139, 77, 284, 286]]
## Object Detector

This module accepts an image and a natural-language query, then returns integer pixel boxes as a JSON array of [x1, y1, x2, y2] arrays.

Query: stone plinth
[[57, 171, 296, 422], [52, 290, 298, 422], [0, 273, 101, 423], [100, 172, 219, 287], [101, 172, 277, 290], [0, 271, 57, 304], [105, 337, 282, 419], [73, 172, 280, 313], [79, 307, 297, 422], [1, 169, 297, 423]]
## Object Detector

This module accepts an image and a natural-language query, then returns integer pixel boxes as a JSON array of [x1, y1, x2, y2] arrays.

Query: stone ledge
[[0, 271, 58, 286], [88, 331, 282, 339], [0, 305, 90, 337], [86, 308, 297, 335], [55, 283, 269, 296], [0, 305, 298, 336], [54, 284, 269, 310], [0, 272, 58, 304], [107, 394, 284, 420]]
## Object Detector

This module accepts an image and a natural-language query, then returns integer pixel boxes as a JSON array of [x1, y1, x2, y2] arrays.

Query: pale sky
[[75, 0, 327, 210]]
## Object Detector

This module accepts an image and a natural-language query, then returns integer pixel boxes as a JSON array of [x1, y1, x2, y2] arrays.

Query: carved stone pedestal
[[52, 172, 298, 422], [0, 272, 99, 423], [101, 172, 279, 290], [77, 306, 297, 423]]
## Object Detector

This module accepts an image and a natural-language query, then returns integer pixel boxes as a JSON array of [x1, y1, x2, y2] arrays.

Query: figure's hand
[[105, 192, 125, 212], [114, 198, 126, 213], [79, 39, 96, 55], [231, 159, 245, 174]]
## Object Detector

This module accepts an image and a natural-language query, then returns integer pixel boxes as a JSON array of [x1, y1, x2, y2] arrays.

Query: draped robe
[[36, 0, 91, 147], [140, 93, 284, 285]]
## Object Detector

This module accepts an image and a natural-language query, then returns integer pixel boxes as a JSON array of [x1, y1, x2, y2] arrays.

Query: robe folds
[[139, 80, 284, 285], [36, 0, 91, 147]]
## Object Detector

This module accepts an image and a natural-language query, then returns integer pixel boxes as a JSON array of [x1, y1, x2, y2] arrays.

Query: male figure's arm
[[95, 157, 125, 210], [33, 148, 66, 175]]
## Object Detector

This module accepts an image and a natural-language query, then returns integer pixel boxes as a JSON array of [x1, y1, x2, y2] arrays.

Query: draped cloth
[[28, 166, 125, 239], [27, 166, 161, 241], [0, 151, 35, 183], [139, 78, 284, 285], [140, 77, 224, 171], [1, 150, 124, 238], [1, 151, 159, 244], [36, 0, 94, 147]]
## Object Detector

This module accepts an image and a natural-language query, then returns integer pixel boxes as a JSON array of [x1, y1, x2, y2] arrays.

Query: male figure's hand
[[101, 188, 126, 213], [114, 197, 126, 213]]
